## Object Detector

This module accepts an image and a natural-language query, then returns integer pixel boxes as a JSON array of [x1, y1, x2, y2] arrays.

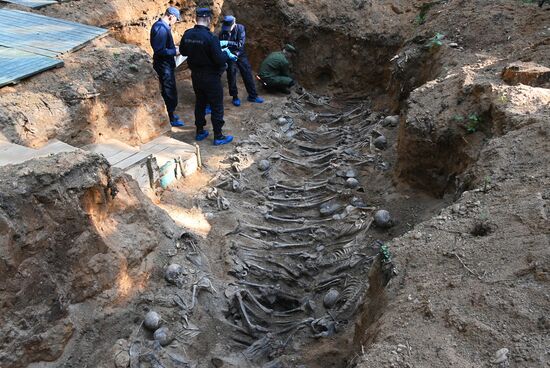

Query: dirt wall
[[356, 119, 550, 368], [394, 0, 550, 196], [38, 0, 225, 52], [222, 0, 418, 107], [0, 152, 180, 368], [0, 37, 167, 148]]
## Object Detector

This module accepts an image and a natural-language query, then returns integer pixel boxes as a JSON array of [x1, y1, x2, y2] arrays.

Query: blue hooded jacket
[[150, 19, 177, 66]]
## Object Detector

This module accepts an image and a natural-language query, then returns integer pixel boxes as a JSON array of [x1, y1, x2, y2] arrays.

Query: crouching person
[[258, 44, 297, 94]]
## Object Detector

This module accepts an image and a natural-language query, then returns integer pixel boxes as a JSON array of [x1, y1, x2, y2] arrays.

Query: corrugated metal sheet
[[0, 9, 108, 55], [0, 46, 63, 87], [0, 9, 107, 86], [1, 0, 58, 9]]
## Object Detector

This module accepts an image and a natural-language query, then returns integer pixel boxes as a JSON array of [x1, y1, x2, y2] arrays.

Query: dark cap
[[284, 44, 297, 53], [221, 15, 235, 32], [196, 8, 212, 18], [166, 7, 181, 21]]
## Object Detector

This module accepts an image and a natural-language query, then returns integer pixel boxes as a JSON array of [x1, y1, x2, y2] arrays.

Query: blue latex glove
[[220, 40, 229, 48], [223, 48, 238, 61]]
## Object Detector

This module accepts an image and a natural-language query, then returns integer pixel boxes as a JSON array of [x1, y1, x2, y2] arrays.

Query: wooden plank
[[139, 145, 173, 158], [154, 150, 195, 167], [139, 136, 198, 177], [83, 140, 139, 160], [0, 142, 18, 152], [141, 136, 196, 151], [0, 143, 37, 166], [113, 151, 153, 170], [80, 137, 198, 188], [85, 145, 128, 160], [35, 139, 79, 156], [104, 150, 139, 166], [0, 140, 82, 166], [0, 46, 63, 87], [141, 136, 179, 149], [124, 158, 154, 189]]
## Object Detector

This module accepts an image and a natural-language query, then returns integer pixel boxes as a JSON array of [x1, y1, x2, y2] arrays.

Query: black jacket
[[180, 25, 229, 75]]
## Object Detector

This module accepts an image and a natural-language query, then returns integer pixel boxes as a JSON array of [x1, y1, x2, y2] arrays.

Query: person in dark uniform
[[219, 16, 264, 106], [180, 8, 236, 146], [258, 44, 297, 94], [150, 7, 184, 127]]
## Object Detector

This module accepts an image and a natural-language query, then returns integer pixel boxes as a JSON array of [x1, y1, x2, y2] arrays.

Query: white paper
[[175, 55, 187, 68]]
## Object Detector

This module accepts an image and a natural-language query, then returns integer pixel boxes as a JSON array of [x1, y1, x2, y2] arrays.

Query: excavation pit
[[1, 1, 549, 368]]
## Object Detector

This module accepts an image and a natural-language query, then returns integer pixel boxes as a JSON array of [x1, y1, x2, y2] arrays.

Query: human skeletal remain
[[144, 311, 161, 331]]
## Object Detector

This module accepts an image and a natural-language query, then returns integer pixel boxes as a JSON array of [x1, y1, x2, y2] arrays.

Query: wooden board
[[113, 151, 153, 170], [0, 142, 36, 166], [1, 0, 59, 9], [141, 136, 196, 153], [0, 139, 80, 166], [35, 139, 79, 156], [140, 136, 197, 171], [0, 9, 107, 56], [84, 140, 139, 161], [82, 137, 199, 188], [0, 46, 63, 87]]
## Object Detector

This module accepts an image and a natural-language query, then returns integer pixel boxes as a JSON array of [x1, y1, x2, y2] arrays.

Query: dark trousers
[[263, 76, 294, 92], [153, 60, 178, 121], [226, 55, 258, 99], [192, 71, 225, 138]]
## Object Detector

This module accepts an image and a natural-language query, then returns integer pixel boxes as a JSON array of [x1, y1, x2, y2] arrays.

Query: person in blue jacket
[[150, 7, 184, 127], [219, 16, 264, 106], [180, 8, 237, 146]]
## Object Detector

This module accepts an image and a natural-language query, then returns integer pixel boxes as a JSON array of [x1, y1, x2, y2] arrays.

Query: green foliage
[[380, 244, 393, 264], [466, 113, 482, 133], [453, 112, 485, 134], [428, 33, 445, 48], [414, 12, 427, 25]]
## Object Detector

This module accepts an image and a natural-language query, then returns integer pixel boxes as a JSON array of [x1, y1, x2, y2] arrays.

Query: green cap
[[284, 44, 297, 53]]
